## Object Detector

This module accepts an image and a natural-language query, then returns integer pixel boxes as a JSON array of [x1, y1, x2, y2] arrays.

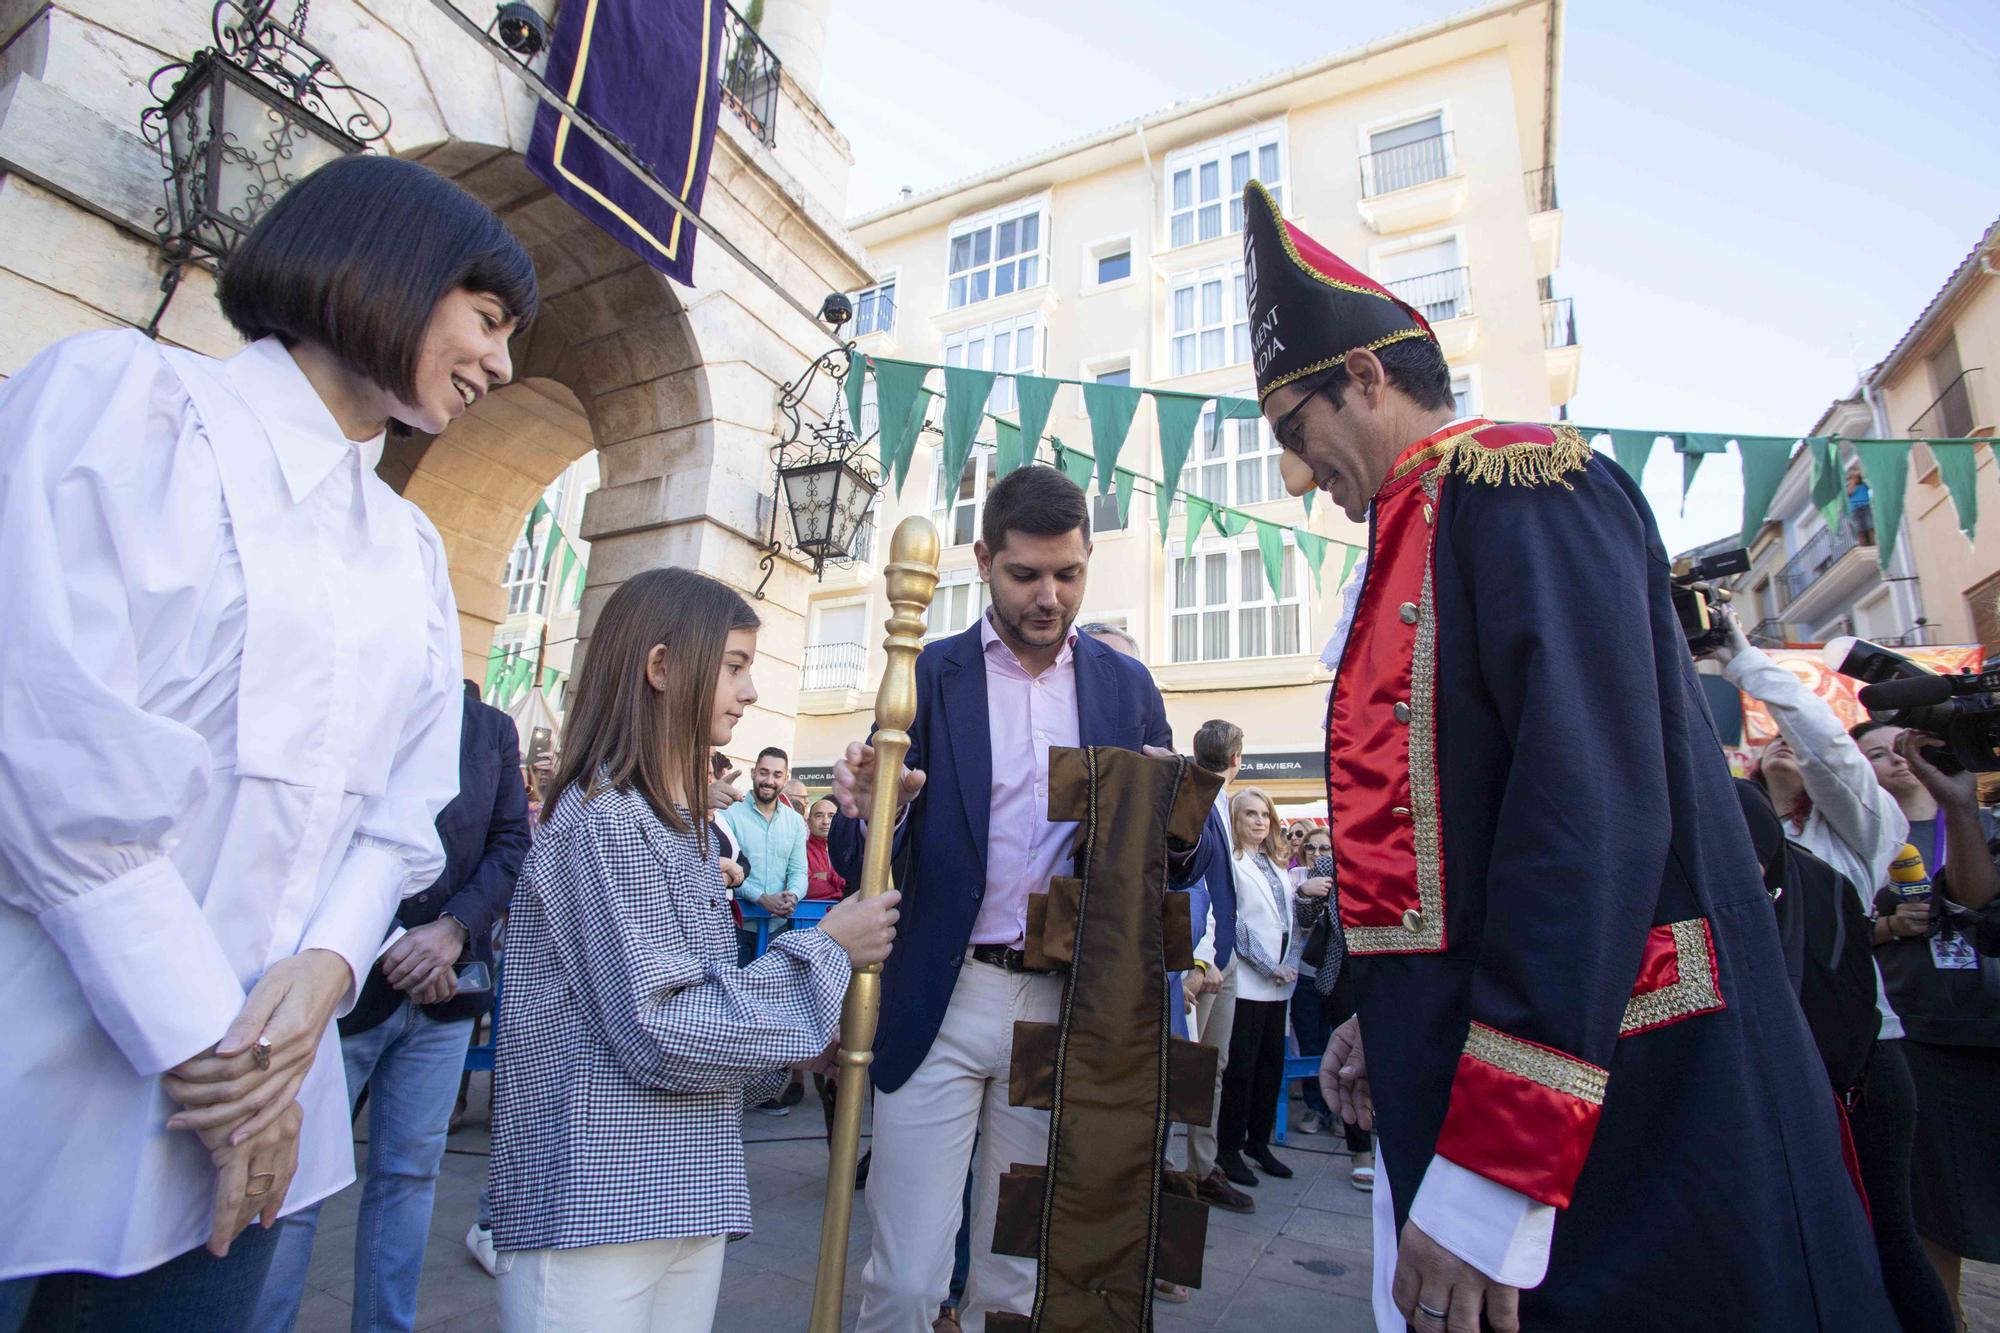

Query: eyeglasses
[[1272, 378, 1335, 454]]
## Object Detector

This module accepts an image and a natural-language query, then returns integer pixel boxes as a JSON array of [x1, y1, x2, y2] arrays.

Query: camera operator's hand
[[1702, 605, 1751, 667], [1894, 729, 1977, 812]]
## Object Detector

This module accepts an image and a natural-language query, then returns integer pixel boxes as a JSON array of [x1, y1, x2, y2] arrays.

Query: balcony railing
[[1524, 166, 1558, 212], [1747, 617, 1795, 646], [720, 2, 780, 147], [1909, 367, 1983, 439], [1777, 523, 1863, 607], [1542, 297, 1577, 349], [1386, 266, 1471, 323], [801, 641, 864, 692], [1360, 131, 1454, 198]]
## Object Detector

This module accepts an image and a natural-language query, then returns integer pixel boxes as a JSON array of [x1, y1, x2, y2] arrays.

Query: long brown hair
[[547, 568, 759, 845], [1230, 788, 1287, 861]]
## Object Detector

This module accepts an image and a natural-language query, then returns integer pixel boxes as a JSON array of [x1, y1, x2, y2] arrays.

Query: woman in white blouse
[[1215, 787, 1302, 1191], [0, 154, 534, 1327], [490, 569, 900, 1331]]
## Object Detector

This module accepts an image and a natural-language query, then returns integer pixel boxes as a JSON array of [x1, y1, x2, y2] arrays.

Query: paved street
[[291, 1071, 2000, 1331]]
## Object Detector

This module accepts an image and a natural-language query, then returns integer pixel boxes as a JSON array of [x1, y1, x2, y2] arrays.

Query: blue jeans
[[0, 1222, 279, 1332], [250, 1000, 473, 1333], [1289, 983, 1333, 1121]]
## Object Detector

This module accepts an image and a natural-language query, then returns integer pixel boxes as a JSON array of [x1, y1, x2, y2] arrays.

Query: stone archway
[[377, 141, 712, 685]]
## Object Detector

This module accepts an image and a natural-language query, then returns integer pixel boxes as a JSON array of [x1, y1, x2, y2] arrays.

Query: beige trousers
[[1182, 961, 1238, 1179], [855, 959, 1063, 1333]]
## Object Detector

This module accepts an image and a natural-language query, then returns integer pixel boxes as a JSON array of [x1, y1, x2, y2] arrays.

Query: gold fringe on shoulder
[[1444, 423, 1594, 490]]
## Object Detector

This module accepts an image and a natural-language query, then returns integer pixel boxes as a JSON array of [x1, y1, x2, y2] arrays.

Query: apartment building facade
[[790, 0, 1574, 809]]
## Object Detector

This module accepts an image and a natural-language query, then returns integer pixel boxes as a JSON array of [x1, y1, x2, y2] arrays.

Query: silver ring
[[1416, 1301, 1449, 1322]]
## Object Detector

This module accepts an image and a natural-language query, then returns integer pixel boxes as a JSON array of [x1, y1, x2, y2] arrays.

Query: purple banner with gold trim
[[526, 0, 724, 286]]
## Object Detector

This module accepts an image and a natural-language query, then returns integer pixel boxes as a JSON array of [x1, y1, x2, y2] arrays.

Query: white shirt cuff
[[37, 858, 246, 1075], [299, 841, 404, 1017], [1408, 1155, 1555, 1288]]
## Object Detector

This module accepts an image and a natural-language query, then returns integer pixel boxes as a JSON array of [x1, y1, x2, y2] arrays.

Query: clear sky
[[816, 0, 2000, 553]]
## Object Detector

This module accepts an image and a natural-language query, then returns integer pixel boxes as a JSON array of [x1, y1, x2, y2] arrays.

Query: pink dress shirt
[[968, 614, 1082, 947]]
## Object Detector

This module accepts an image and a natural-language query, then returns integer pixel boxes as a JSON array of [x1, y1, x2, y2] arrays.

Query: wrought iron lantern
[[138, 0, 391, 334], [756, 298, 881, 597]]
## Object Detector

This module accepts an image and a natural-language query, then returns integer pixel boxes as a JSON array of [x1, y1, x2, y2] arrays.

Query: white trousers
[[856, 959, 1062, 1333], [1181, 961, 1237, 1179], [496, 1234, 726, 1333]]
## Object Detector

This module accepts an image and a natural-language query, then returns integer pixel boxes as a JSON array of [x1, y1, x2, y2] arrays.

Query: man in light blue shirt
[[723, 746, 808, 961]]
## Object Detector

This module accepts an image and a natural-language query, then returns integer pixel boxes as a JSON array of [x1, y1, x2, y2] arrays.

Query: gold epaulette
[[1444, 423, 1594, 490]]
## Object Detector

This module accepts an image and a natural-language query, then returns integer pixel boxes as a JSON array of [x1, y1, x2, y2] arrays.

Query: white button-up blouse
[[0, 330, 463, 1279]]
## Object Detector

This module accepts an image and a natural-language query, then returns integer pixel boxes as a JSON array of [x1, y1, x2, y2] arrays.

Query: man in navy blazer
[[830, 467, 1210, 1332]]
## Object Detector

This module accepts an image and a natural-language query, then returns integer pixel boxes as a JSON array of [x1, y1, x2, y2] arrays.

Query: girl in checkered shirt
[[489, 568, 899, 1331]]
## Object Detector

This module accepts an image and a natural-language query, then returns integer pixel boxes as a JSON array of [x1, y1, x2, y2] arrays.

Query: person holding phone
[[252, 678, 534, 1330]]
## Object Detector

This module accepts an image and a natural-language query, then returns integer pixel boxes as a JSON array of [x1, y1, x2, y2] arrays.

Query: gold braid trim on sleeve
[[1444, 422, 1594, 490], [1463, 1021, 1608, 1106]]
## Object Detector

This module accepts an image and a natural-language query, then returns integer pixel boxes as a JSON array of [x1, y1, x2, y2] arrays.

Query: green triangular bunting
[[1607, 430, 1658, 485], [1296, 530, 1328, 590], [940, 365, 997, 501], [1055, 440, 1094, 491], [1218, 396, 1262, 420], [1113, 468, 1136, 526], [845, 351, 868, 439], [1808, 437, 1846, 532], [1852, 441, 1913, 567], [1216, 508, 1248, 539], [1014, 376, 1063, 471], [873, 359, 932, 492], [1152, 392, 1208, 534], [1932, 442, 1980, 542], [1255, 520, 1287, 600], [993, 419, 1025, 480], [1337, 542, 1363, 591], [1736, 437, 1797, 548], [1082, 382, 1144, 493]]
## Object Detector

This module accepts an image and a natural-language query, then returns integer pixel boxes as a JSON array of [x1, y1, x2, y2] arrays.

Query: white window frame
[[945, 195, 1050, 311], [1450, 366, 1481, 419], [1168, 535, 1308, 664], [943, 312, 1043, 414], [1082, 233, 1135, 293], [1369, 227, 1471, 324], [1164, 121, 1287, 251], [804, 597, 870, 690], [851, 271, 898, 337], [925, 566, 991, 641], [1077, 357, 1137, 534], [931, 445, 998, 550], [1356, 102, 1456, 197], [1167, 261, 1250, 377], [1172, 391, 1284, 511]]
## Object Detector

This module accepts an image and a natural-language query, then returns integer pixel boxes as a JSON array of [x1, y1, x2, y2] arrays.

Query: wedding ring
[[251, 1038, 272, 1071], [246, 1172, 277, 1197], [1416, 1302, 1449, 1323]]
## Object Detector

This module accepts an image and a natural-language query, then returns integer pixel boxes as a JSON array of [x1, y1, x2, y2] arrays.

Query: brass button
[[1402, 908, 1424, 931], [1391, 805, 1412, 819], [1393, 701, 1412, 724], [1398, 602, 1418, 624], [1423, 503, 1436, 525]]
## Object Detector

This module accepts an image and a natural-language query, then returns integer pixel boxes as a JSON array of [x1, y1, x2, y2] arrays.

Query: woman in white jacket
[[1716, 612, 1957, 1333], [1214, 788, 1300, 1189]]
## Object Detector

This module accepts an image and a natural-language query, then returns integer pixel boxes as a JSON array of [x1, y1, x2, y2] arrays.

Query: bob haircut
[[219, 155, 538, 404], [1229, 787, 1287, 862]]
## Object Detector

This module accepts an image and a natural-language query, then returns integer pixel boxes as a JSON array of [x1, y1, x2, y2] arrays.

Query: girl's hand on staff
[[821, 888, 901, 966]]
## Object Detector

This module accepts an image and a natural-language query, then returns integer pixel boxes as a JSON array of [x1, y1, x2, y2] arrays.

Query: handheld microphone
[[1858, 675, 1955, 712]]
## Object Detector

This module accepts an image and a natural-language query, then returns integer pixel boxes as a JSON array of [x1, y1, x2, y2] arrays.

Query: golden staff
[[810, 515, 940, 1332]]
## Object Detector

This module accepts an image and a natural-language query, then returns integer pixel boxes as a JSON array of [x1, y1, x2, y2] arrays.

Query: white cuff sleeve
[[299, 841, 404, 1017], [1408, 1155, 1555, 1288], [37, 858, 245, 1075]]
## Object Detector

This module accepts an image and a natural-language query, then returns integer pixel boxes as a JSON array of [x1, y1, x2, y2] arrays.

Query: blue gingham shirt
[[490, 780, 850, 1250]]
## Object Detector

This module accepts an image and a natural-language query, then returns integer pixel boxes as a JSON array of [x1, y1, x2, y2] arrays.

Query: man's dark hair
[[980, 464, 1091, 553], [220, 155, 538, 406], [757, 746, 790, 766], [463, 679, 481, 701], [1192, 719, 1245, 774], [1305, 338, 1455, 414]]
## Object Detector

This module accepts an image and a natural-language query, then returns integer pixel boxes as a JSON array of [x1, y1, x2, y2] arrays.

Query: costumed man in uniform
[[1240, 179, 1895, 1332], [828, 465, 1217, 1332]]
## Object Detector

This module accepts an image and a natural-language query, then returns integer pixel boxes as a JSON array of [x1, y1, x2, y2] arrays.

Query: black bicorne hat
[[1242, 179, 1436, 404]]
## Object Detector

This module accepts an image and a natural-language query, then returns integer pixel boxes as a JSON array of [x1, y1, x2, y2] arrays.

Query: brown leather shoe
[[932, 1304, 962, 1332], [1198, 1167, 1256, 1214]]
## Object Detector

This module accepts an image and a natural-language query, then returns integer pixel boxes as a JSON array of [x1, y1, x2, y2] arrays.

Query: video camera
[[1826, 637, 2000, 773], [1673, 547, 1750, 657]]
